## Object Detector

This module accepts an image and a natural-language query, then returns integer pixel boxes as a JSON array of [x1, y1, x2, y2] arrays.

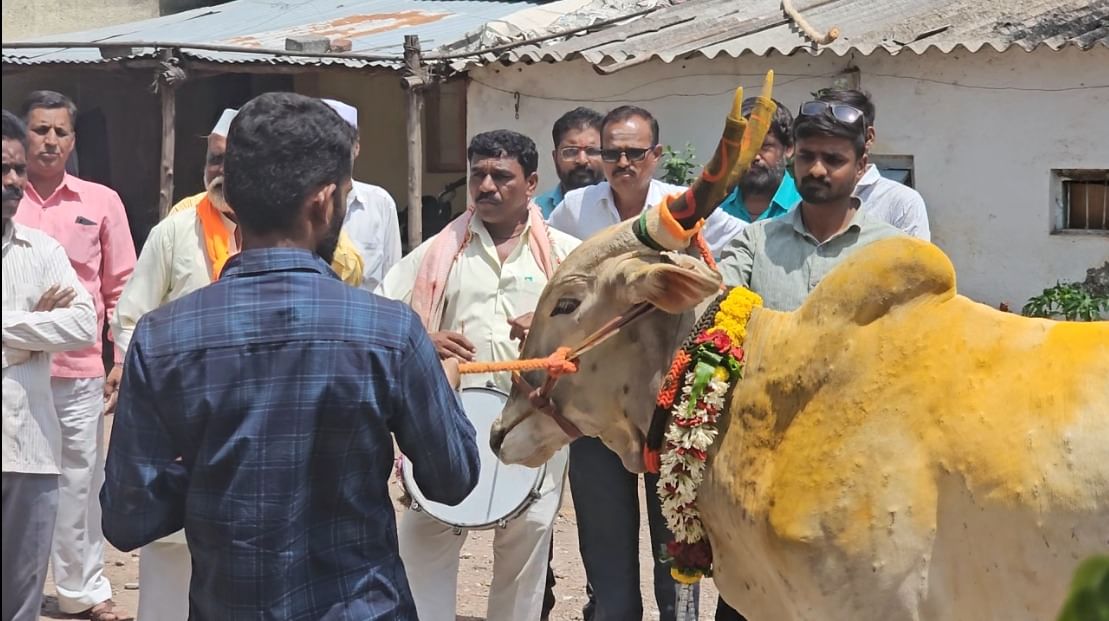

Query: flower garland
[[657, 287, 762, 584]]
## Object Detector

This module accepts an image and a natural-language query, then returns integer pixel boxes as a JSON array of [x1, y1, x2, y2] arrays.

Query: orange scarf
[[196, 195, 237, 280]]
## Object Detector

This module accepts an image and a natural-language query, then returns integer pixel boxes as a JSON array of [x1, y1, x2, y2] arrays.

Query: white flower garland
[[659, 373, 730, 544]]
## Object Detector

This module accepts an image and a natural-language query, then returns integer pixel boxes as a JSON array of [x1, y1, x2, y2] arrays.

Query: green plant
[[660, 143, 698, 186], [1022, 282, 1109, 322]]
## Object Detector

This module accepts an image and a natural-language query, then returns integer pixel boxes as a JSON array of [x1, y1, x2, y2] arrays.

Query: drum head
[[403, 386, 545, 529]]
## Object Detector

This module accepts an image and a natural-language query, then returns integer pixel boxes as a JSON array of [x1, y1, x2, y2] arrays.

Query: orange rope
[[693, 232, 717, 271], [457, 232, 716, 377], [459, 346, 578, 376], [656, 349, 692, 409]]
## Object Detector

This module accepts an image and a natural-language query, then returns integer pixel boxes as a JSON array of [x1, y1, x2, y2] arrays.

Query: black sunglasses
[[798, 101, 866, 126], [600, 146, 656, 163]]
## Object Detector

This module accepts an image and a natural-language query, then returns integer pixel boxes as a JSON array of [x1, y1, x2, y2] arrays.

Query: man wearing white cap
[[168, 108, 367, 286], [322, 98, 402, 291]]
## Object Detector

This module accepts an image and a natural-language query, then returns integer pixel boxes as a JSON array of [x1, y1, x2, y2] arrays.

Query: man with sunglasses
[[548, 105, 745, 257], [548, 104, 749, 621], [712, 98, 904, 621], [817, 89, 930, 240], [535, 107, 605, 218]]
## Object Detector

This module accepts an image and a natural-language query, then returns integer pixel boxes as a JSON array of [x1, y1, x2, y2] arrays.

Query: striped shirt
[[718, 205, 903, 311], [2, 223, 97, 474], [102, 248, 480, 619]]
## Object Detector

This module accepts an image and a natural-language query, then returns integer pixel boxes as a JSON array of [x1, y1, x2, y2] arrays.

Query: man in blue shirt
[[718, 97, 801, 222], [101, 92, 480, 620], [534, 107, 605, 218]]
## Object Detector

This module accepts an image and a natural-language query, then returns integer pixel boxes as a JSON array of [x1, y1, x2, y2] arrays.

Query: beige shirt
[[3, 223, 97, 474], [111, 205, 222, 355], [379, 215, 580, 393], [718, 205, 903, 311]]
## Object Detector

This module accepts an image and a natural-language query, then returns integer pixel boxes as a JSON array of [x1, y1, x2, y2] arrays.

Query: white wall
[[467, 46, 1109, 308]]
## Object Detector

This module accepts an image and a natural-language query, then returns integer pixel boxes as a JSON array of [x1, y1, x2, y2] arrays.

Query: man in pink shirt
[[15, 90, 135, 621]]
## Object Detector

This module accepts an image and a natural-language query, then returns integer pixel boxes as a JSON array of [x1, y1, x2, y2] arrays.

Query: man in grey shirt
[[713, 94, 906, 621], [718, 99, 903, 311]]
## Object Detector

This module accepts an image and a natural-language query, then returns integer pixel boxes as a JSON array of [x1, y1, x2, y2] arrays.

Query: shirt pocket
[[54, 218, 102, 278]]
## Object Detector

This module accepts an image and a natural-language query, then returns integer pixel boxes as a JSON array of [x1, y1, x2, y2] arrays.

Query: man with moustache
[[380, 130, 579, 621], [101, 92, 480, 619], [718, 99, 903, 309], [548, 105, 745, 257], [718, 97, 801, 223], [3, 109, 97, 621], [534, 107, 605, 218], [169, 109, 367, 287], [546, 104, 751, 621], [14, 91, 135, 621]]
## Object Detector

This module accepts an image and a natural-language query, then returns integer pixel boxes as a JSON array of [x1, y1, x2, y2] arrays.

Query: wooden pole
[[402, 35, 427, 252], [156, 49, 183, 219]]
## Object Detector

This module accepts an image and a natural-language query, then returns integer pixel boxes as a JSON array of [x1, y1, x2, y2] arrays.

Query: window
[[871, 154, 915, 188], [425, 79, 468, 173], [1053, 169, 1109, 234]]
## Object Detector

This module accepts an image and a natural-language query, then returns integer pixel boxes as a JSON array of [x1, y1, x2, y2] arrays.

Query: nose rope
[[457, 232, 717, 440]]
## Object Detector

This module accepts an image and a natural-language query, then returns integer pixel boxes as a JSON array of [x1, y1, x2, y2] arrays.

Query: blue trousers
[[569, 436, 698, 621]]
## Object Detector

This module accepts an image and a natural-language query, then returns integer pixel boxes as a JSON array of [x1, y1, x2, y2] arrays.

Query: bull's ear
[[621, 252, 722, 313]]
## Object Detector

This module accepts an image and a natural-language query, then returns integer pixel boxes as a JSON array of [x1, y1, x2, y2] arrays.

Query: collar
[[468, 208, 535, 249], [220, 248, 338, 280], [789, 200, 866, 243], [26, 173, 79, 204], [600, 178, 678, 216], [855, 164, 882, 189]]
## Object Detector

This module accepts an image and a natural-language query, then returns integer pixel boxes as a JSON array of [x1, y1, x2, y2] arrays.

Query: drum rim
[[400, 385, 546, 530]]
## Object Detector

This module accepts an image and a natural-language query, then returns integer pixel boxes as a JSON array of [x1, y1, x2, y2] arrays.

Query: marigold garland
[[657, 287, 762, 583]]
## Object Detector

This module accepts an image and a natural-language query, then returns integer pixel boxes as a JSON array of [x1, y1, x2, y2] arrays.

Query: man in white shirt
[[379, 130, 579, 621], [548, 105, 738, 621], [816, 89, 931, 240], [3, 109, 96, 621], [547, 105, 746, 257], [322, 98, 402, 291]]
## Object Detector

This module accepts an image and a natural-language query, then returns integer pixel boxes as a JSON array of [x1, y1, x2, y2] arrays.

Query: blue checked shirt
[[102, 248, 480, 620]]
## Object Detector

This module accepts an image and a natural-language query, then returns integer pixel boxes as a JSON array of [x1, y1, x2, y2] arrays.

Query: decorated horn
[[639, 72, 776, 249]]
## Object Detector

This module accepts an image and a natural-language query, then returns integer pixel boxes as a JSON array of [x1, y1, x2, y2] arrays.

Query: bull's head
[[490, 72, 777, 472]]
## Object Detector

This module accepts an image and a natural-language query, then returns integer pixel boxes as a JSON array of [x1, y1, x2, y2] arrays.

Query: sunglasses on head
[[558, 146, 603, 161], [600, 146, 655, 163], [798, 101, 866, 126]]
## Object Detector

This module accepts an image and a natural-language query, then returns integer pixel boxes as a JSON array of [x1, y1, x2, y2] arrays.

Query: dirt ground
[[39, 425, 719, 621]]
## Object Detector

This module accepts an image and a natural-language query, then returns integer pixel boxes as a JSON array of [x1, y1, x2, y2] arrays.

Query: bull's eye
[[551, 297, 581, 317]]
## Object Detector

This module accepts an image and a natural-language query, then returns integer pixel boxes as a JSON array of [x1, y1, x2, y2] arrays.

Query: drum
[[400, 386, 546, 531]]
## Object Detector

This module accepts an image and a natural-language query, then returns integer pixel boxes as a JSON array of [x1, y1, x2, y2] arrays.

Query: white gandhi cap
[[210, 108, 238, 138], [322, 98, 358, 129]]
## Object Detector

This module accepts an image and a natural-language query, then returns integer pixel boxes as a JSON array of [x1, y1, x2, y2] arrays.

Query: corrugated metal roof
[[455, 0, 1109, 71], [2, 0, 539, 69]]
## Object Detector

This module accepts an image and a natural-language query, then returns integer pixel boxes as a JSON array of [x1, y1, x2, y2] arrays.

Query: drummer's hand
[[430, 331, 476, 361], [441, 357, 461, 390], [508, 313, 534, 350]]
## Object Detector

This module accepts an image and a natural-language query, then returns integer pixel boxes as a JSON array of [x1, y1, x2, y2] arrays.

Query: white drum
[[401, 386, 546, 531]]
